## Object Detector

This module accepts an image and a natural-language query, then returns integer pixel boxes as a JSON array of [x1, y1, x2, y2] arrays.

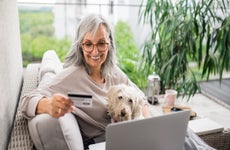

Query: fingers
[[49, 94, 74, 118]]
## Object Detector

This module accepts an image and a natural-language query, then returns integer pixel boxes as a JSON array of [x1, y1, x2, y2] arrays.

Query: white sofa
[[8, 50, 84, 150]]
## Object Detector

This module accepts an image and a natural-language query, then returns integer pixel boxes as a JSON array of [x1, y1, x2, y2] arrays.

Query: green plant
[[115, 21, 149, 89], [21, 34, 71, 66], [19, 9, 71, 67], [139, 0, 230, 99], [19, 10, 54, 37]]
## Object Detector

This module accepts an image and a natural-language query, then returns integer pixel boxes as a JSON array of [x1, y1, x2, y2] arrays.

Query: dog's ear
[[107, 86, 116, 101], [107, 85, 121, 102]]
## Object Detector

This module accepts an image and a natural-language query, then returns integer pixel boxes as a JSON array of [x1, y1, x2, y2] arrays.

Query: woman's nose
[[91, 45, 99, 54]]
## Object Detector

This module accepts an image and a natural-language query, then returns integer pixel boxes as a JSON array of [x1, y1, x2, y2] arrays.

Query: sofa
[[7, 50, 230, 150], [7, 50, 84, 150]]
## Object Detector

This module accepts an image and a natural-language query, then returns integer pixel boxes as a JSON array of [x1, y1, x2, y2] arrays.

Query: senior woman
[[20, 14, 149, 150]]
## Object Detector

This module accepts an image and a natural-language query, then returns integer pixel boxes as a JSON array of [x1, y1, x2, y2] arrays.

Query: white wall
[[128, 0, 151, 48], [0, 0, 23, 149]]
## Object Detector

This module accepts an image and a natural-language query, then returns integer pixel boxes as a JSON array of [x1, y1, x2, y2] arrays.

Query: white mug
[[164, 89, 178, 106]]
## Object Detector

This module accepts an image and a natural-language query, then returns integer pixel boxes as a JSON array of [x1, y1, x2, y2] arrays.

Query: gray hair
[[63, 14, 117, 77]]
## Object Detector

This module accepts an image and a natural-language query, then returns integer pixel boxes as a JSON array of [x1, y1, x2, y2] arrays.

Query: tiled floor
[[182, 94, 230, 129], [200, 78, 230, 105], [148, 93, 230, 129]]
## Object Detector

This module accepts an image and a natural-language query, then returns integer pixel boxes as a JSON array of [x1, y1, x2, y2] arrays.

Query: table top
[[148, 94, 202, 120], [148, 94, 230, 129]]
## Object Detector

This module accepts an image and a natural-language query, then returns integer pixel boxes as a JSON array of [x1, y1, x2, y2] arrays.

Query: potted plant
[[139, 0, 230, 99]]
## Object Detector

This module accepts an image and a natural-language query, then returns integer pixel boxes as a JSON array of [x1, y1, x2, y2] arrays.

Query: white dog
[[107, 84, 146, 122]]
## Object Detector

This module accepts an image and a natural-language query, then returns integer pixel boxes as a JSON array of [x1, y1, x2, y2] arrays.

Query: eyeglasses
[[82, 42, 109, 53]]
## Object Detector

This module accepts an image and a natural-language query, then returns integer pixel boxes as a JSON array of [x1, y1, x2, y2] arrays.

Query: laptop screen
[[90, 111, 190, 150], [106, 111, 190, 150]]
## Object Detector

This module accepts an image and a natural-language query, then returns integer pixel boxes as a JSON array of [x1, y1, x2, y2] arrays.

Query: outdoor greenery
[[19, 9, 71, 66], [115, 21, 147, 89], [139, 0, 230, 99], [19, 9, 146, 89]]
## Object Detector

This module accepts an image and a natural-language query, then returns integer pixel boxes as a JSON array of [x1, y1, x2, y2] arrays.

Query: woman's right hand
[[36, 93, 74, 118]]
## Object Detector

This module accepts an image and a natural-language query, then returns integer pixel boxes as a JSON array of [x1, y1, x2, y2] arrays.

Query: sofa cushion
[[38, 50, 63, 85]]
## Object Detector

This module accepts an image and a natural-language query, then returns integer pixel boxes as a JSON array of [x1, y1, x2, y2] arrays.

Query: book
[[188, 118, 224, 135]]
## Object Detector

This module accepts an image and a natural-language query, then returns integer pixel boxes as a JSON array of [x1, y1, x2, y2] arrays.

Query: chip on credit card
[[68, 92, 93, 107]]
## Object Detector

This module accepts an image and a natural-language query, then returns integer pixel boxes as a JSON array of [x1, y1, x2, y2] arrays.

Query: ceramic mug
[[164, 89, 178, 106]]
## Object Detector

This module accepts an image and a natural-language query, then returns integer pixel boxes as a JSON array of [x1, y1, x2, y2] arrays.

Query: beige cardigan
[[20, 65, 144, 140]]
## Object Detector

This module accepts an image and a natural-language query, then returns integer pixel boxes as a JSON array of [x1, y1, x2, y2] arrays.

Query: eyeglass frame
[[81, 42, 109, 53]]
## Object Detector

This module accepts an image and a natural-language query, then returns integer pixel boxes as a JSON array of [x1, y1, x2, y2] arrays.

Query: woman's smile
[[82, 24, 109, 69], [90, 54, 101, 61]]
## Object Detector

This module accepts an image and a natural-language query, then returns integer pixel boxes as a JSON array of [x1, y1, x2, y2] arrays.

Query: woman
[[21, 14, 149, 150]]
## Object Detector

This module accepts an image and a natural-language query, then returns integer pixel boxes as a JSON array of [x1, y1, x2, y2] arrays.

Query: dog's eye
[[128, 99, 133, 103], [118, 96, 123, 100]]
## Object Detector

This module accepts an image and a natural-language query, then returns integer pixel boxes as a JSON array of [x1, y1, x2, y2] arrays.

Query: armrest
[[8, 63, 40, 149], [20, 63, 40, 98]]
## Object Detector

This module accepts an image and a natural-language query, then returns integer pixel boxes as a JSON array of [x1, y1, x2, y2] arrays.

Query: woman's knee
[[28, 114, 69, 150], [58, 113, 84, 150]]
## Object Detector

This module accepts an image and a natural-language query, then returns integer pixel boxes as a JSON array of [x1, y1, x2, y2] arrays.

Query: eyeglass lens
[[82, 42, 108, 52]]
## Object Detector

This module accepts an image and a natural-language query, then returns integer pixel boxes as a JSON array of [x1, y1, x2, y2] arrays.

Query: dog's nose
[[120, 108, 126, 117]]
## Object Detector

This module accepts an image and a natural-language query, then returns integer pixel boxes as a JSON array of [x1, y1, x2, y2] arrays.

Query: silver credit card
[[68, 92, 93, 107]]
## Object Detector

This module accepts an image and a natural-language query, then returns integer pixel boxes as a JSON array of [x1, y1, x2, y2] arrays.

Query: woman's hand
[[36, 93, 74, 118]]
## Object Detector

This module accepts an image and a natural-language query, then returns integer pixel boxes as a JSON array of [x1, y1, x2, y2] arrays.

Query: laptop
[[89, 110, 190, 150]]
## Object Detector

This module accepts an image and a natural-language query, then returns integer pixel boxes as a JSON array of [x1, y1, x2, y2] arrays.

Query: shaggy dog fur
[[107, 84, 145, 122]]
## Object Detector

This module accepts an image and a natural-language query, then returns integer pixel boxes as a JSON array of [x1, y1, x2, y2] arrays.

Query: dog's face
[[107, 84, 144, 122]]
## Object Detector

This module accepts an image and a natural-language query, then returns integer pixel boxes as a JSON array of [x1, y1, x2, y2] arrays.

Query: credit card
[[68, 92, 93, 107]]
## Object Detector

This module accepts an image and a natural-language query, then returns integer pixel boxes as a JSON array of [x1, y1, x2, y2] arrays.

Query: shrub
[[115, 21, 148, 89], [19, 9, 71, 67]]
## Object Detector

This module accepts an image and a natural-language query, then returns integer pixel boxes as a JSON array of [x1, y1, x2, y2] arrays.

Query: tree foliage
[[139, 0, 230, 98], [115, 21, 148, 89], [19, 10, 149, 89], [19, 9, 71, 67]]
